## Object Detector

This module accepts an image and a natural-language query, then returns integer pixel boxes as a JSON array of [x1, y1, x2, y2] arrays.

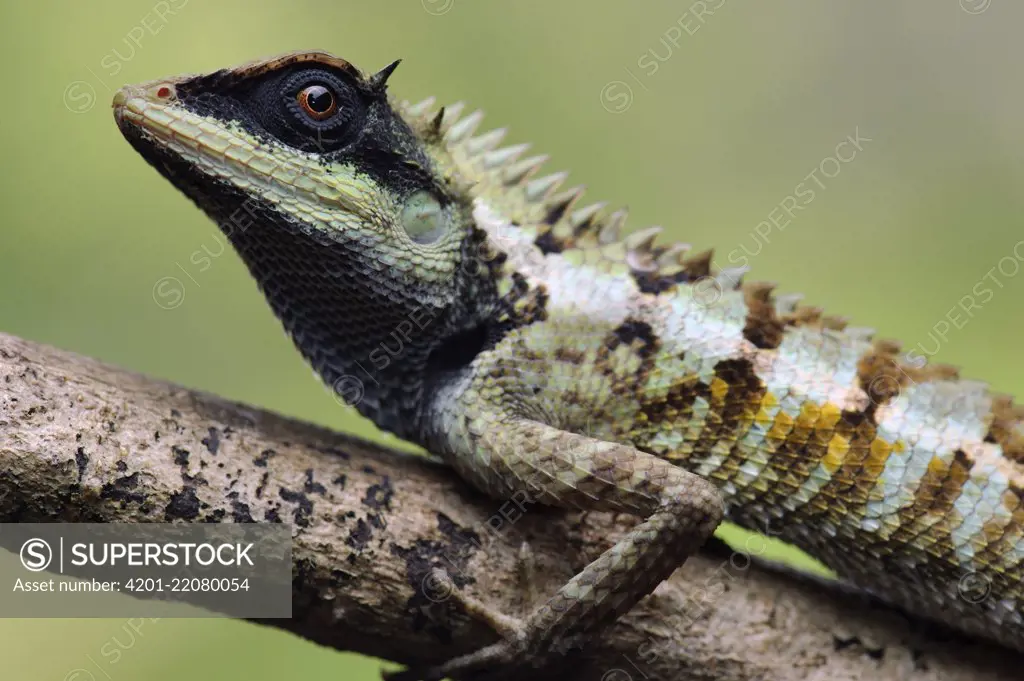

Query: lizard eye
[[277, 69, 365, 145], [296, 84, 338, 121]]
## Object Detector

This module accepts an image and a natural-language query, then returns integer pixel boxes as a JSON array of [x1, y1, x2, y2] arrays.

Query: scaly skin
[[112, 51, 1024, 678]]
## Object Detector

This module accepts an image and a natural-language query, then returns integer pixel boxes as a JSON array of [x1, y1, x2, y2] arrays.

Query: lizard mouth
[[112, 83, 373, 221]]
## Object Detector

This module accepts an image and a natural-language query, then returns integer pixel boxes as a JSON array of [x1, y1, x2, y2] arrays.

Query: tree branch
[[0, 331, 1018, 680]]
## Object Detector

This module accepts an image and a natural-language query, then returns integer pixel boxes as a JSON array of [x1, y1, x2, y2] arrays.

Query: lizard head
[[113, 51, 505, 435]]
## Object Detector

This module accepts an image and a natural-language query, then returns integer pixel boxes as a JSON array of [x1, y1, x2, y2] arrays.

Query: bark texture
[[0, 331, 1019, 680]]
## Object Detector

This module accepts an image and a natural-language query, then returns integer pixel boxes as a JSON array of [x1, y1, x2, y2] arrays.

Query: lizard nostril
[[150, 84, 176, 100]]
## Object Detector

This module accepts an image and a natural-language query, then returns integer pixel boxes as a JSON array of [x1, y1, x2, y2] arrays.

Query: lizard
[[112, 50, 1024, 678]]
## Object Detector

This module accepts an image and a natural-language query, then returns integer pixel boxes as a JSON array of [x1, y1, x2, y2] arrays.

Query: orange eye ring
[[297, 84, 338, 121]]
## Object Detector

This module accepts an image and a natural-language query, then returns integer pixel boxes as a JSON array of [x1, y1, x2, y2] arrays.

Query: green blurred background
[[2, 1, 1023, 679]]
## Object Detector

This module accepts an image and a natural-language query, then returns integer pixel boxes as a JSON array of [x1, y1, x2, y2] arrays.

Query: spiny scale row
[[432, 101, 1024, 420], [403, 97, 747, 283], [402, 97, 887, 341], [399, 98, 1024, 426]]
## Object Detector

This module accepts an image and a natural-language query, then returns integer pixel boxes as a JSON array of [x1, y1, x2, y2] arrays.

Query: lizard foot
[[383, 568, 570, 681], [383, 637, 526, 681], [382, 623, 583, 681]]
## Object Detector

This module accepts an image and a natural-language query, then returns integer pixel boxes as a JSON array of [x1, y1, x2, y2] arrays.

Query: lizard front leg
[[390, 415, 725, 680]]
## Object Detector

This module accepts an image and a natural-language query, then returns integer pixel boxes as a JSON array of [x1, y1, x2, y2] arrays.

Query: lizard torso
[[411, 97, 1024, 651], [113, 51, 1024, 671]]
